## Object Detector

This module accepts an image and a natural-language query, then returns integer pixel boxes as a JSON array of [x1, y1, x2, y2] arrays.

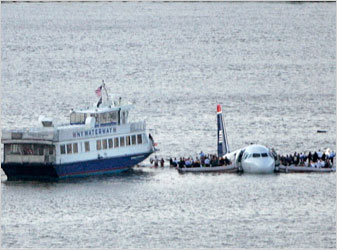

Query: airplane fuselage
[[224, 144, 276, 174]]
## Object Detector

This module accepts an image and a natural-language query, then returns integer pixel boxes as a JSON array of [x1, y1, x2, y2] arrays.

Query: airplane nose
[[258, 158, 275, 172], [246, 158, 275, 174]]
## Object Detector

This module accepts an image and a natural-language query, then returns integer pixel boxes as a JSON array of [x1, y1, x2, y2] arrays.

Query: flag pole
[[102, 80, 110, 102]]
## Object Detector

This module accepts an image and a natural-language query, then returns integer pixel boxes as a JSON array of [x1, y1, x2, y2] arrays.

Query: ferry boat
[[1, 83, 157, 180]]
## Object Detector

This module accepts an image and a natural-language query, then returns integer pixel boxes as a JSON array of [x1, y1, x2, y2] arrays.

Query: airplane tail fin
[[217, 104, 230, 157]]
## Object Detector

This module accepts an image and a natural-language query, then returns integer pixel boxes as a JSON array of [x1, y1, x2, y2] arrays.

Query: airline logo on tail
[[217, 104, 230, 157], [218, 130, 223, 144]]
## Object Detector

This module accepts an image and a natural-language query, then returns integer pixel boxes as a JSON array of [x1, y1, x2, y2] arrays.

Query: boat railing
[[2, 128, 56, 142]]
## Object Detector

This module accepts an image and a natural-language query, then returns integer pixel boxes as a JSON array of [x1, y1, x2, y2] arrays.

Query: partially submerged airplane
[[177, 104, 334, 174], [217, 104, 276, 174]]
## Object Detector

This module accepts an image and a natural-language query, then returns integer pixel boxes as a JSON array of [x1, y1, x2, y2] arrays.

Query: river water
[[1, 2, 336, 248]]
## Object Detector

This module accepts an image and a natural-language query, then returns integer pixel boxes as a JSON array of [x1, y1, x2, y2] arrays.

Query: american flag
[[95, 85, 102, 97]]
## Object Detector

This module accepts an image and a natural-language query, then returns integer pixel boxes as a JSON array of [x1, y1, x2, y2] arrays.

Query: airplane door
[[236, 149, 245, 171]]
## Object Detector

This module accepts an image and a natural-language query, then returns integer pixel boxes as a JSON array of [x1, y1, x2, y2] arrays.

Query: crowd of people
[[278, 149, 335, 168], [149, 149, 336, 169], [150, 151, 232, 168]]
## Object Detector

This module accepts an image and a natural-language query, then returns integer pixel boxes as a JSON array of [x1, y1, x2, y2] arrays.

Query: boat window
[[99, 112, 118, 125], [10, 144, 20, 154], [90, 113, 97, 118], [108, 112, 117, 123], [11, 144, 46, 155], [143, 133, 148, 144], [66, 144, 72, 154], [22, 145, 33, 155], [96, 140, 101, 150], [37, 145, 44, 155], [261, 153, 268, 157], [114, 137, 119, 148], [112, 112, 117, 121], [70, 113, 76, 123], [108, 138, 113, 148], [11, 132, 22, 139], [99, 113, 108, 124], [122, 111, 126, 124], [42, 121, 53, 127], [252, 153, 260, 158], [85, 141, 90, 152], [102, 139, 107, 149], [126, 136, 131, 146], [103, 113, 108, 123], [131, 135, 136, 145], [120, 137, 125, 147], [73, 143, 78, 154], [4, 144, 10, 154], [49, 146, 54, 155], [70, 112, 86, 124], [60, 145, 66, 154], [137, 134, 142, 144]]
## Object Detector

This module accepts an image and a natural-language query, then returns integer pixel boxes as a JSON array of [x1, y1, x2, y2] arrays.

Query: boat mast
[[102, 80, 110, 103]]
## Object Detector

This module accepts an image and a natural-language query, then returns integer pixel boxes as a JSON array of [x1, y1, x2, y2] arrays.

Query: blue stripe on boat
[[2, 151, 152, 180]]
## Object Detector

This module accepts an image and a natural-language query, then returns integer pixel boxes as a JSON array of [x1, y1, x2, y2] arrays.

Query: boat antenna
[[102, 80, 110, 102]]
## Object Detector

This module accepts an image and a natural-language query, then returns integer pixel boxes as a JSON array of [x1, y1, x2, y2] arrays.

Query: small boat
[[177, 165, 237, 173], [317, 130, 327, 133], [1, 82, 157, 181], [278, 165, 335, 173]]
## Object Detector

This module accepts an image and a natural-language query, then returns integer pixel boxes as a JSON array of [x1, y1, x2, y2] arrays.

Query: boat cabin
[[1, 129, 56, 165], [70, 105, 131, 127], [3, 143, 56, 164]]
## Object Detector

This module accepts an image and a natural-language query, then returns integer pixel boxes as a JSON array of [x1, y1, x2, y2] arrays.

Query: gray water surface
[[1, 2, 336, 248]]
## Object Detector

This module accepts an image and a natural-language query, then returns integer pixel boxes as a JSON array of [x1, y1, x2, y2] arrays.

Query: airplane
[[216, 104, 277, 174]]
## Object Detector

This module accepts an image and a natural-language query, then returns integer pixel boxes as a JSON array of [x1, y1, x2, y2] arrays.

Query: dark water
[[1, 2, 336, 248]]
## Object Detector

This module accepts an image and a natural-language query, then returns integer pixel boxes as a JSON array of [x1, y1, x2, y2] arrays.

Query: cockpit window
[[252, 153, 261, 158], [261, 153, 268, 157]]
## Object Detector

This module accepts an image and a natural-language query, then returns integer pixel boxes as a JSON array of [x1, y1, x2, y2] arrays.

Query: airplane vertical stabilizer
[[217, 104, 230, 157]]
